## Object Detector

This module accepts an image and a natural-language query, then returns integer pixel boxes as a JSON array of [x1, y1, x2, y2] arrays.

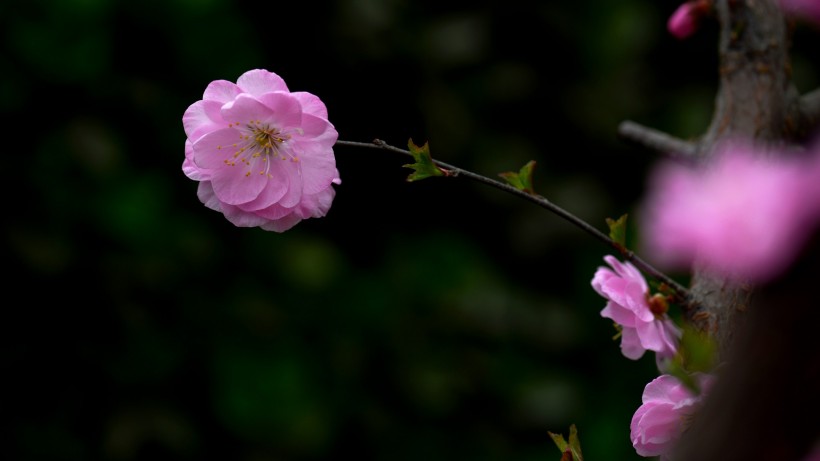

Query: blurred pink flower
[[780, 0, 820, 23], [592, 256, 681, 367], [630, 374, 714, 460], [667, 1, 710, 39], [183, 69, 340, 232], [641, 140, 820, 283]]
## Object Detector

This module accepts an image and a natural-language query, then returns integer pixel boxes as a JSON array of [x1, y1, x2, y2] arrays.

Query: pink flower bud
[[667, 1, 710, 39]]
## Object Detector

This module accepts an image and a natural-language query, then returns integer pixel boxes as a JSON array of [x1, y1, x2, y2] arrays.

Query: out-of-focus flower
[[667, 1, 711, 39], [630, 374, 714, 460], [641, 140, 820, 283], [801, 443, 820, 461], [780, 0, 820, 23], [592, 256, 681, 367], [183, 69, 340, 232]]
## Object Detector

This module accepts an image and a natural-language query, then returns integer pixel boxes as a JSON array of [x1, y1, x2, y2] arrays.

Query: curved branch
[[335, 139, 692, 301]]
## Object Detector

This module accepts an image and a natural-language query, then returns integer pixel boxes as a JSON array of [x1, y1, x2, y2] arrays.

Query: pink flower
[[630, 374, 714, 460], [667, 1, 710, 39], [641, 140, 820, 283], [183, 69, 340, 232], [780, 0, 820, 23], [592, 256, 681, 367]]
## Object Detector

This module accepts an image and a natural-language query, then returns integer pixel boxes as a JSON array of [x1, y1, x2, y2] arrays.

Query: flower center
[[647, 293, 669, 316], [252, 124, 288, 154], [221, 120, 302, 178]]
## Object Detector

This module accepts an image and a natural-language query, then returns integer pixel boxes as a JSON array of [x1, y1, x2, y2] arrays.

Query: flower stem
[[336, 138, 691, 302]]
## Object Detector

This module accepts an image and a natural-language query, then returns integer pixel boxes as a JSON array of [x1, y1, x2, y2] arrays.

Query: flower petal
[[631, 405, 681, 456], [220, 94, 277, 126], [183, 99, 225, 141], [591, 267, 616, 296], [601, 301, 638, 328], [234, 159, 290, 211], [620, 327, 646, 360], [221, 203, 270, 228], [256, 92, 303, 129], [260, 212, 303, 232], [299, 112, 336, 140], [599, 276, 630, 306], [197, 181, 222, 211], [192, 128, 247, 170], [251, 203, 296, 221], [635, 320, 670, 354], [203, 79, 242, 103], [236, 69, 289, 95], [297, 154, 339, 195], [642, 375, 687, 404], [183, 140, 211, 181], [624, 282, 654, 321], [210, 166, 269, 205], [276, 161, 303, 208], [193, 129, 271, 205], [296, 186, 336, 218], [292, 91, 329, 119]]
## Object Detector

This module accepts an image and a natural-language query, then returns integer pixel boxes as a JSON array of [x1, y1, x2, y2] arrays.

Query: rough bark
[[702, 0, 793, 146]]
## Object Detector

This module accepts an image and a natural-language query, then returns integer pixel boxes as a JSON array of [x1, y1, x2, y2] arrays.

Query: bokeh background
[[3, 0, 818, 460]]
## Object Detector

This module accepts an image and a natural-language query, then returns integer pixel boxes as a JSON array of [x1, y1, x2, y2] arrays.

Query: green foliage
[[499, 160, 537, 194], [549, 424, 584, 461], [213, 345, 331, 452], [404, 138, 446, 181], [605, 214, 628, 249], [666, 324, 718, 394]]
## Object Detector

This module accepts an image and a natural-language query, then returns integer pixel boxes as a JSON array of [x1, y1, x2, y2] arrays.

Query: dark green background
[[3, 0, 817, 460]]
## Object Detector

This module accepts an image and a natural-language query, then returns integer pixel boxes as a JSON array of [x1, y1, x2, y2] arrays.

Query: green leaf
[[668, 323, 717, 394], [568, 424, 583, 461], [499, 160, 536, 194], [549, 425, 583, 461], [548, 431, 568, 453], [606, 213, 628, 248], [680, 324, 717, 373], [403, 139, 445, 181]]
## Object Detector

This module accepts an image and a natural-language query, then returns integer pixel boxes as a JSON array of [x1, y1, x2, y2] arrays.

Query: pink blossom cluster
[[183, 69, 340, 232], [591, 255, 681, 368], [590, 256, 722, 460], [630, 374, 714, 460], [641, 139, 820, 283]]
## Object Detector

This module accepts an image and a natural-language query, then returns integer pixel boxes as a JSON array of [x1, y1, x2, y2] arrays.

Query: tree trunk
[[673, 1, 819, 459], [687, 0, 793, 353]]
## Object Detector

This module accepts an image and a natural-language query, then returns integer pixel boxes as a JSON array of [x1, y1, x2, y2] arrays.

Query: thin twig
[[335, 138, 691, 301], [618, 120, 699, 160]]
